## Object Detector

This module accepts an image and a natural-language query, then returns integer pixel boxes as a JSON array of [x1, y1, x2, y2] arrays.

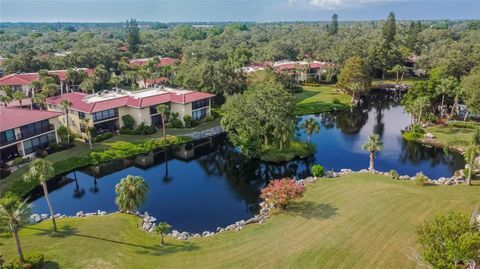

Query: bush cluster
[[260, 178, 306, 209], [389, 169, 400, 180], [414, 172, 428, 186], [120, 123, 156, 135], [94, 132, 113, 142], [311, 164, 325, 177], [447, 121, 480, 129], [183, 115, 200, 128], [3, 252, 44, 269]]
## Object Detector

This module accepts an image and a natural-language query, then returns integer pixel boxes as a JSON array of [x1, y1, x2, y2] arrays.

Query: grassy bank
[[0, 135, 192, 198], [294, 85, 351, 115], [1, 173, 479, 268]]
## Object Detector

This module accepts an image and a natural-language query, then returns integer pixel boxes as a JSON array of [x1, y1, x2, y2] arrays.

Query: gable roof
[[0, 68, 93, 86], [46, 89, 215, 113], [0, 107, 62, 132]]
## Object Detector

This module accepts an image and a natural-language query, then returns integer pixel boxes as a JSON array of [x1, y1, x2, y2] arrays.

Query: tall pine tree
[[126, 19, 141, 53], [329, 14, 339, 35], [382, 12, 396, 46]]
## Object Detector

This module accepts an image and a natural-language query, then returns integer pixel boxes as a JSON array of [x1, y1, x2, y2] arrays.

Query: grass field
[[425, 125, 477, 151], [294, 85, 351, 115], [2, 173, 479, 269]]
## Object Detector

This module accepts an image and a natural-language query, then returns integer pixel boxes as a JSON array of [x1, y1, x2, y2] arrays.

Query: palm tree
[[23, 159, 57, 232], [13, 91, 27, 107], [389, 64, 408, 84], [350, 82, 363, 105], [361, 133, 383, 172], [109, 75, 123, 90], [156, 104, 170, 140], [153, 222, 171, 246], [300, 118, 320, 143], [80, 78, 94, 94], [82, 118, 94, 150], [42, 83, 58, 97], [60, 99, 73, 144], [115, 175, 148, 213], [0, 195, 30, 264], [0, 95, 12, 107]]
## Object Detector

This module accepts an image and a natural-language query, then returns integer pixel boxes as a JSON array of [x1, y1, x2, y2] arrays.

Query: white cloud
[[307, 0, 400, 9]]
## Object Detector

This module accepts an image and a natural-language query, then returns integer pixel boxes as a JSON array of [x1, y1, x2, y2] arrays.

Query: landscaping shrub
[[25, 252, 45, 269], [136, 123, 156, 135], [447, 121, 480, 129], [94, 132, 113, 142], [414, 172, 428, 186], [389, 169, 400, 180], [260, 178, 306, 208], [183, 115, 193, 128], [170, 119, 183, 128], [11, 157, 25, 166], [204, 115, 215, 122], [121, 115, 135, 129], [3, 252, 44, 269], [311, 164, 325, 177], [332, 98, 341, 104]]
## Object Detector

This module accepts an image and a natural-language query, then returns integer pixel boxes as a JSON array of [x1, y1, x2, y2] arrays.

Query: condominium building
[[0, 107, 62, 163], [45, 86, 214, 137]]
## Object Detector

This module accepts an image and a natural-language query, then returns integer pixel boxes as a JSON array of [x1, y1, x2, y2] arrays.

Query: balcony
[[0, 125, 55, 147]]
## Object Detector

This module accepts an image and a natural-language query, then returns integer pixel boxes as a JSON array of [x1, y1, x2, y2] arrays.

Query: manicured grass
[[425, 125, 477, 151], [294, 85, 351, 115], [1, 173, 479, 268]]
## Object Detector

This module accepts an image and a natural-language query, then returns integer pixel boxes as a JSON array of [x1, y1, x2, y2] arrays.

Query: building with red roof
[[0, 106, 62, 163], [128, 56, 179, 68], [0, 68, 93, 97], [46, 86, 214, 136]]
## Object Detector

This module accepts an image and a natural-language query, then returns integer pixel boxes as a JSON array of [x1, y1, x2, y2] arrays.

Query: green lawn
[[425, 125, 477, 151], [294, 85, 351, 115], [2, 173, 479, 268]]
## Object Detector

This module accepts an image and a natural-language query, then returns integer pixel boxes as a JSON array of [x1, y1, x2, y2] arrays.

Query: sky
[[0, 0, 479, 22]]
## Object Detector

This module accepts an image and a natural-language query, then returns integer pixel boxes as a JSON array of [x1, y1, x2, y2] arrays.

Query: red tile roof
[[0, 98, 32, 108], [145, 77, 168, 84], [0, 68, 93, 86], [46, 90, 215, 113], [0, 107, 62, 132]]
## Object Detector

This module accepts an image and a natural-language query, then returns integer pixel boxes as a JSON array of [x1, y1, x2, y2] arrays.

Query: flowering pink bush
[[260, 178, 306, 209]]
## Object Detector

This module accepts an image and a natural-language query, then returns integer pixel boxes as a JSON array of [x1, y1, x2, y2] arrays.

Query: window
[[23, 133, 56, 155], [78, 112, 86, 119], [192, 99, 209, 110], [92, 108, 118, 122], [0, 129, 16, 145], [20, 120, 51, 138], [150, 105, 158, 115], [192, 108, 207, 120]]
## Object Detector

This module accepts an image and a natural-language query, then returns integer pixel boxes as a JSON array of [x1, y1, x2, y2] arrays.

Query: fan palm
[[362, 133, 383, 172], [60, 99, 73, 144], [24, 159, 57, 232], [300, 118, 320, 143], [156, 104, 170, 140], [0, 94, 12, 107], [80, 78, 94, 94], [42, 83, 58, 97], [0, 195, 30, 264], [115, 175, 148, 213], [13, 91, 27, 107], [82, 118, 94, 150], [153, 222, 171, 246]]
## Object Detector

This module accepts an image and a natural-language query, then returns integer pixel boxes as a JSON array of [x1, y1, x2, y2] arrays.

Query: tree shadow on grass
[[24, 226, 199, 256], [285, 201, 338, 220], [43, 261, 60, 269]]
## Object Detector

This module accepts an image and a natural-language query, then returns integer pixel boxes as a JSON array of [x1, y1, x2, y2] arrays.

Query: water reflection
[[29, 91, 465, 232]]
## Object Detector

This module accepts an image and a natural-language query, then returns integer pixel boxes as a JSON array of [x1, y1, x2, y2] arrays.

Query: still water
[[30, 92, 464, 232]]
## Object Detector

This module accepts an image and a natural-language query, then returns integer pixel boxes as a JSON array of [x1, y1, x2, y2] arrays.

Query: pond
[[29, 91, 465, 233]]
